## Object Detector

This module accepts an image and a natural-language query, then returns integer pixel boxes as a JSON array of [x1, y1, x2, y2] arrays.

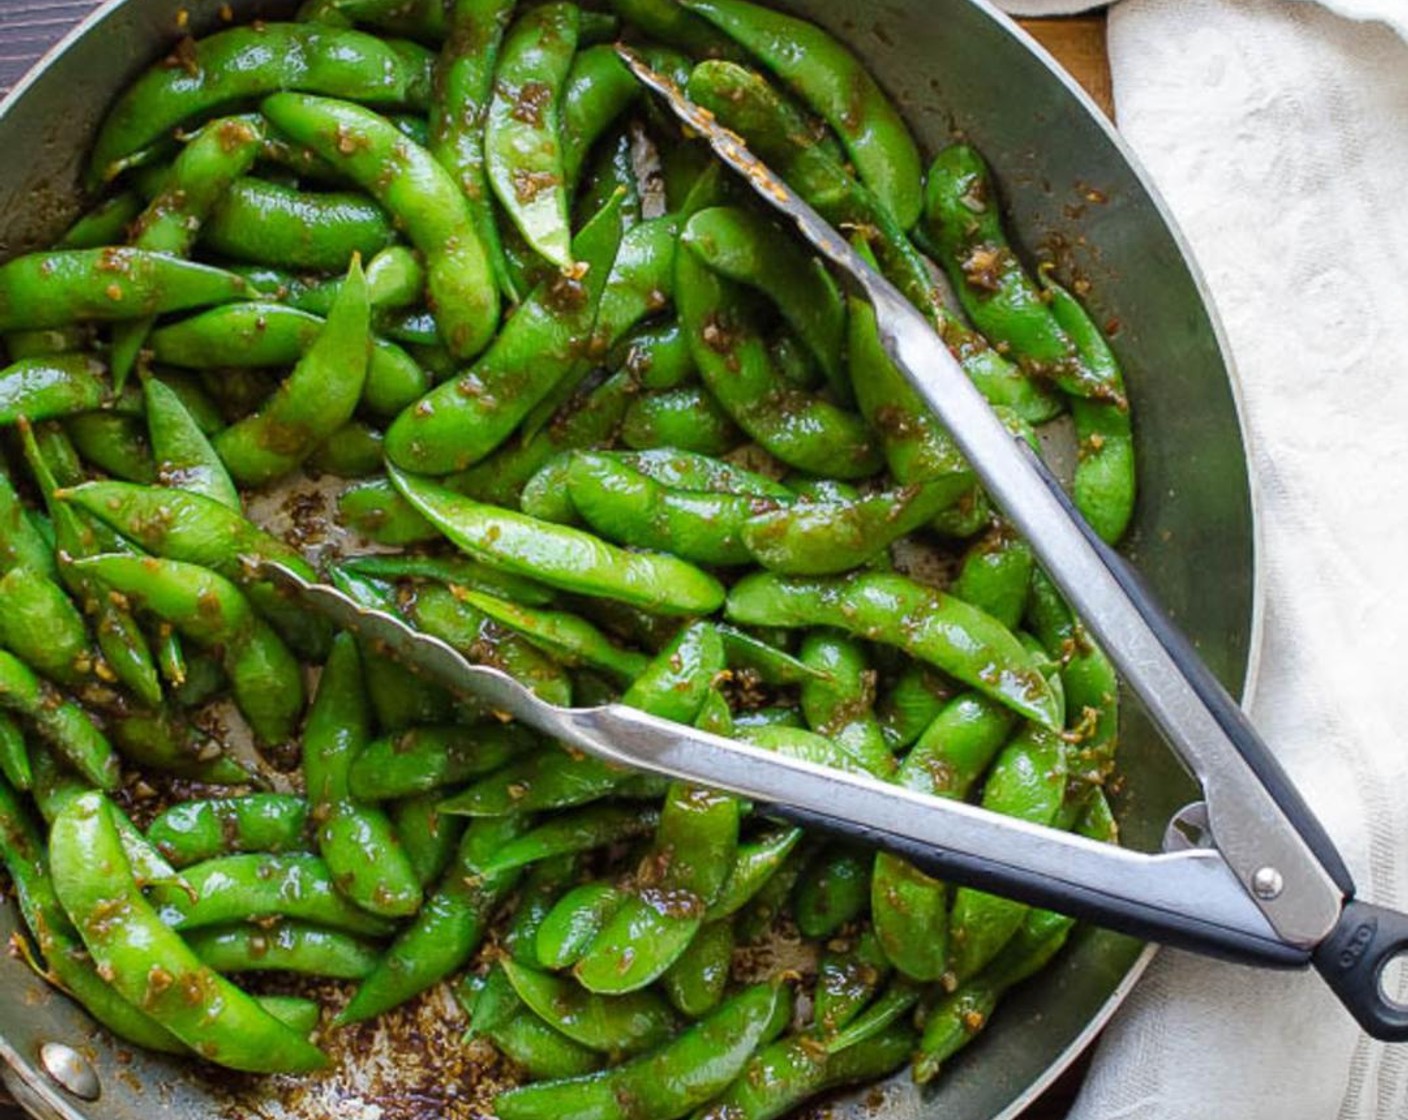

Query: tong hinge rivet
[[1251, 867, 1285, 900], [38, 1041, 100, 1101]]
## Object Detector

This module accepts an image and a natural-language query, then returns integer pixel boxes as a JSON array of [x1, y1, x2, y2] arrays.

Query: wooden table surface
[[0, 5, 1111, 1118]]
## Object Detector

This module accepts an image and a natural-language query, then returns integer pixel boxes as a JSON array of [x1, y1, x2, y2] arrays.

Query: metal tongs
[[268, 50, 1408, 1042]]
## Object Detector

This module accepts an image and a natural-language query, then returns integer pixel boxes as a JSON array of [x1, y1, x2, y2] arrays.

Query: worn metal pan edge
[[0, 0, 1260, 1116]]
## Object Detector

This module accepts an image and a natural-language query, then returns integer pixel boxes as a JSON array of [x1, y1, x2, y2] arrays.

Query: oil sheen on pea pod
[[389, 467, 725, 615], [212, 257, 370, 487], [485, 2, 579, 268], [48, 792, 328, 1073], [261, 92, 499, 361], [727, 570, 1061, 729], [383, 190, 626, 473], [680, 0, 923, 228]]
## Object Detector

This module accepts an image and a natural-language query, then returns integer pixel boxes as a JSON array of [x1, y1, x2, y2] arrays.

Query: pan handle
[[1314, 899, 1408, 1041]]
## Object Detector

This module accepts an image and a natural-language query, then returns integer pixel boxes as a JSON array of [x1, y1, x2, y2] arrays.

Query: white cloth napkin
[[986, 0, 1408, 1116]]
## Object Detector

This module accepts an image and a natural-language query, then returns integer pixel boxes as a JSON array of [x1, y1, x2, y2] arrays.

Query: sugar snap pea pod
[[89, 24, 432, 183], [566, 452, 786, 567], [735, 837, 810, 943], [486, 1006, 607, 1079], [793, 844, 870, 939], [561, 45, 640, 191], [0, 467, 56, 579], [662, 918, 733, 1019], [1044, 277, 1136, 544], [812, 929, 890, 1036], [391, 468, 725, 615], [0, 779, 188, 1053], [305, 0, 448, 41], [262, 93, 499, 360], [798, 632, 891, 778], [536, 882, 627, 970], [186, 920, 380, 979], [732, 707, 803, 731], [58, 192, 143, 249], [213, 256, 369, 486], [107, 708, 252, 785], [682, 205, 849, 405], [682, 0, 921, 227], [621, 386, 742, 456], [693, 1021, 915, 1120], [728, 571, 1059, 728], [251, 994, 319, 1036], [676, 247, 880, 478], [718, 626, 822, 688], [1026, 569, 1119, 786], [455, 589, 650, 683], [50, 792, 329, 1072], [337, 813, 528, 1023], [485, 3, 579, 268], [742, 481, 970, 577], [575, 783, 740, 993], [951, 522, 1035, 631], [143, 375, 240, 510], [304, 634, 422, 918], [502, 958, 678, 1056], [602, 0, 742, 58], [572, 127, 642, 237], [946, 722, 1068, 981], [391, 791, 464, 886], [496, 982, 792, 1120], [0, 651, 115, 790], [429, 0, 517, 304], [820, 975, 920, 1054], [65, 413, 155, 482], [384, 192, 625, 474], [0, 716, 30, 790], [338, 478, 438, 545], [0, 354, 135, 424], [307, 420, 384, 477], [149, 852, 395, 937], [342, 551, 555, 605], [0, 567, 91, 686], [146, 795, 311, 868], [877, 661, 952, 750], [349, 723, 530, 801], [506, 854, 584, 963], [479, 804, 661, 875], [923, 145, 1119, 409], [704, 826, 802, 922], [611, 318, 696, 389], [5, 326, 91, 359], [0, 250, 258, 333]]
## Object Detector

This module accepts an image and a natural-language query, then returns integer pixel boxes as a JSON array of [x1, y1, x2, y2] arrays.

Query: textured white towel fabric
[[989, 1, 1408, 1117]]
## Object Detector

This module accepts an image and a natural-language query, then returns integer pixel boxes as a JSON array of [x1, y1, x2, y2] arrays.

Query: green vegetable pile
[[0, 0, 1136, 1113]]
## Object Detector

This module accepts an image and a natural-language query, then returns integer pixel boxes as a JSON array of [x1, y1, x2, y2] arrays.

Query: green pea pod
[[718, 626, 823, 688], [338, 478, 438, 545], [304, 0, 447, 41], [49, 793, 328, 1072], [391, 791, 465, 886], [502, 958, 677, 1057], [536, 881, 629, 970], [0, 250, 257, 333], [304, 634, 423, 917], [107, 706, 250, 784], [877, 661, 953, 750], [0, 716, 31, 790], [681, 205, 849, 404], [727, 571, 1060, 728], [675, 246, 880, 479], [794, 844, 870, 939], [562, 45, 640, 191], [89, 24, 432, 182], [73, 554, 305, 744], [0, 779, 187, 1053], [496, 982, 792, 1120], [307, 421, 384, 478], [0, 354, 136, 424], [661, 918, 734, 1019], [621, 386, 743, 456], [146, 795, 311, 868], [263, 93, 499, 360], [384, 191, 625, 473], [566, 452, 786, 567], [65, 414, 154, 482], [732, 707, 803, 732], [572, 128, 642, 239], [485, 3, 579, 268], [705, 827, 802, 921], [390, 467, 725, 616], [0, 651, 116, 790], [813, 929, 891, 1036], [341, 551, 554, 605], [741, 480, 968, 576], [58, 192, 143, 250], [0, 467, 57, 579], [1044, 277, 1136, 544], [479, 804, 661, 875], [429, 0, 518, 304], [946, 722, 1068, 981], [682, 0, 921, 226], [186, 920, 381, 979], [143, 376, 240, 510], [349, 723, 529, 801], [213, 257, 369, 486], [486, 1009, 607, 1080], [0, 567, 90, 687], [798, 632, 891, 778], [950, 523, 1035, 631], [610, 319, 696, 389], [337, 813, 528, 1023]]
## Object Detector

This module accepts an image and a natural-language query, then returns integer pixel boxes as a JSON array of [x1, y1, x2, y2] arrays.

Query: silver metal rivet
[[39, 1042, 100, 1101], [1251, 867, 1284, 900]]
